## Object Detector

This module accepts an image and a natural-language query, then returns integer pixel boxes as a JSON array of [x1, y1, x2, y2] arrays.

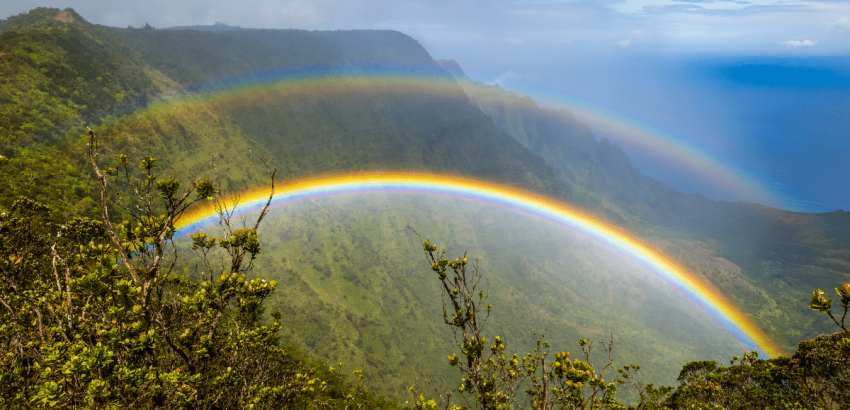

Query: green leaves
[[138, 155, 157, 172], [809, 289, 833, 313], [114, 153, 128, 167], [190, 232, 217, 250], [195, 178, 217, 200], [33, 381, 62, 407], [231, 228, 261, 257], [837, 282, 850, 299], [155, 177, 180, 201], [415, 233, 629, 410]]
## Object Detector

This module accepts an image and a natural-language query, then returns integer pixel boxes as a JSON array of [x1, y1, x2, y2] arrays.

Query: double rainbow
[[176, 172, 785, 358]]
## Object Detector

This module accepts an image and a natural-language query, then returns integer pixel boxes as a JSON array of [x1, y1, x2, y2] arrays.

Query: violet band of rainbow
[[176, 172, 786, 358]]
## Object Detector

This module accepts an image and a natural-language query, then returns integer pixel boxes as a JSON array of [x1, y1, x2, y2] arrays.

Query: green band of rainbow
[[177, 172, 785, 358]]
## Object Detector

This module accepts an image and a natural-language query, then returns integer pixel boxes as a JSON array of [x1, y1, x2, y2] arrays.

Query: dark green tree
[[658, 283, 850, 410]]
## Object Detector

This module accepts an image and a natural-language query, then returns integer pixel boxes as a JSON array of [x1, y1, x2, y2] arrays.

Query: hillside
[[1, 7, 849, 404], [441, 62, 850, 348]]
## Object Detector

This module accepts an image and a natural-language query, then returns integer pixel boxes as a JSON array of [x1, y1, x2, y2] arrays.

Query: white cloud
[[616, 39, 632, 47], [827, 17, 849, 33], [489, 70, 523, 86], [780, 39, 817, 48]]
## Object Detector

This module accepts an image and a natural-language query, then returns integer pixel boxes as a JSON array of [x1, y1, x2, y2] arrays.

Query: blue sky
[[3, 1, 850, 211]]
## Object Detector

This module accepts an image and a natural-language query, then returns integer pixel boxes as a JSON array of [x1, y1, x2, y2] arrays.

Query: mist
[[3, 2, 850, 404], [5, 0, 848, 211]]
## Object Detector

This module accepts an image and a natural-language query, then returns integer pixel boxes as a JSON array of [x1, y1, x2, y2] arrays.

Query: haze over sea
[[466, 55, 850, 213]]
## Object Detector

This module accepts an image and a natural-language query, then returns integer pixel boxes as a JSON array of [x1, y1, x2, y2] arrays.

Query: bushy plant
[[0, 130, 384, 409]]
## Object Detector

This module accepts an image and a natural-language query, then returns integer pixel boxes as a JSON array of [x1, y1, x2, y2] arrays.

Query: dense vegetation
[[1, 7, 848, 408], [408, 234, 850, 409], [0, 131, 401, 408]]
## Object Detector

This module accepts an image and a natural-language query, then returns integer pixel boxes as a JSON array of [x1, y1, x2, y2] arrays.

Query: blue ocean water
[[675, 56, 850, 212], [500, 55, 850, 212]]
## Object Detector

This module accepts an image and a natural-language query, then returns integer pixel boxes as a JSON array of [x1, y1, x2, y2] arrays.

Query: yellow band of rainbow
[[177, 172, 786, 358]]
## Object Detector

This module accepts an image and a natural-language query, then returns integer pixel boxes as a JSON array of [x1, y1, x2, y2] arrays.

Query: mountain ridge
[[2, 7, 849, 402]]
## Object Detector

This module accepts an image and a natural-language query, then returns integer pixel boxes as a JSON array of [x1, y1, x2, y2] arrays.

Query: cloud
[[827, 17, 849, 33], [642, 2, 811, 17], [642, 4, 705, 14], [488, 70, 523, 86], [780, 39, 817, 48], [616, 39, 632, 48]]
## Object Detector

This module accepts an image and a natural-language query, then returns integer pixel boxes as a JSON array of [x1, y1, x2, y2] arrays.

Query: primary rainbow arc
[[176, 172, 785, 358]]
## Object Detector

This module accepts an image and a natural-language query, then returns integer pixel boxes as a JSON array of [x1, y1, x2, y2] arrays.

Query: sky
[[3, 1, 850, 211], [5, 0, 848, 54]]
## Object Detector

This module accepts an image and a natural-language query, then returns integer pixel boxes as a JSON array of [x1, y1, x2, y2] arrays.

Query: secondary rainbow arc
[[155, 68, 781, 209], [175, 172, 785, 358], [463, 80, 783, 209]]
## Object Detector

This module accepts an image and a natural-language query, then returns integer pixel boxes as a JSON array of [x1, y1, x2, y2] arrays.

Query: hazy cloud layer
[[3, 0, 848, 57]]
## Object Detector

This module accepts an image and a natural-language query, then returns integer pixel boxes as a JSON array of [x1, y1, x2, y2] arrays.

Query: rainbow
[[463, 80, 786, 209], [150, 68, 785, 210], [176, 172, 786, 358], [174, 68, 466, 108]]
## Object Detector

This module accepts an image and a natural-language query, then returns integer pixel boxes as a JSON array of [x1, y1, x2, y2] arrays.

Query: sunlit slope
[[185, 194, 746, 400], [106, 27, 441, 90], [0, 8, 175, 212], [101, 25, 570, 197], [449, 70, 850, 350], [3, 8, 849, 404], [0, 8, 162, 146]]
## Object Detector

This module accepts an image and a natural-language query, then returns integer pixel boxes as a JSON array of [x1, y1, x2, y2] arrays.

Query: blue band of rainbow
[[176, 172, 785, 358]]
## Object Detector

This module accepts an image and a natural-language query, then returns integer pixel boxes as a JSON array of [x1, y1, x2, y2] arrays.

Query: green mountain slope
[[445, 64, 850, 350], [101, 26, 569, 199], [224, 194, 750, 399], [2, 7, 849, 404], [0, 8, 174, 214]]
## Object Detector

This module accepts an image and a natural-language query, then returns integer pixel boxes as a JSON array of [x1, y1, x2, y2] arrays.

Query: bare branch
[[87, 128, 142, 290]]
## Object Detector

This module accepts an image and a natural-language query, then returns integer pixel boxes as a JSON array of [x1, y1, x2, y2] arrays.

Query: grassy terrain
[[179, 194, 754, 400], [2, 7, 849, 405]]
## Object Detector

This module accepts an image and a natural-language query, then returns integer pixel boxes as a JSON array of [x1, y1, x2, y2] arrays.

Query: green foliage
[[0, 133, 396, 409], [656, 283, 850, 409], [0, 8, 159, 152], [809, 288, 834, 314], [411, 233, 630, 410], [808, 282, 850, 332], [411, 233, 850, 410]]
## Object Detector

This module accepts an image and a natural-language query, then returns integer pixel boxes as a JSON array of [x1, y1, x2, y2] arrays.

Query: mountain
[[2, 7, 849, 403], [439, 60, 850, 347]]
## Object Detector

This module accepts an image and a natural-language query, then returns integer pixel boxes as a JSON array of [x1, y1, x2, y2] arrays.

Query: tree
[[408, 230, 631, 410], [408, 229, 850, 410], [0, 129, 380, 409], [658, 283, 850, 410]]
